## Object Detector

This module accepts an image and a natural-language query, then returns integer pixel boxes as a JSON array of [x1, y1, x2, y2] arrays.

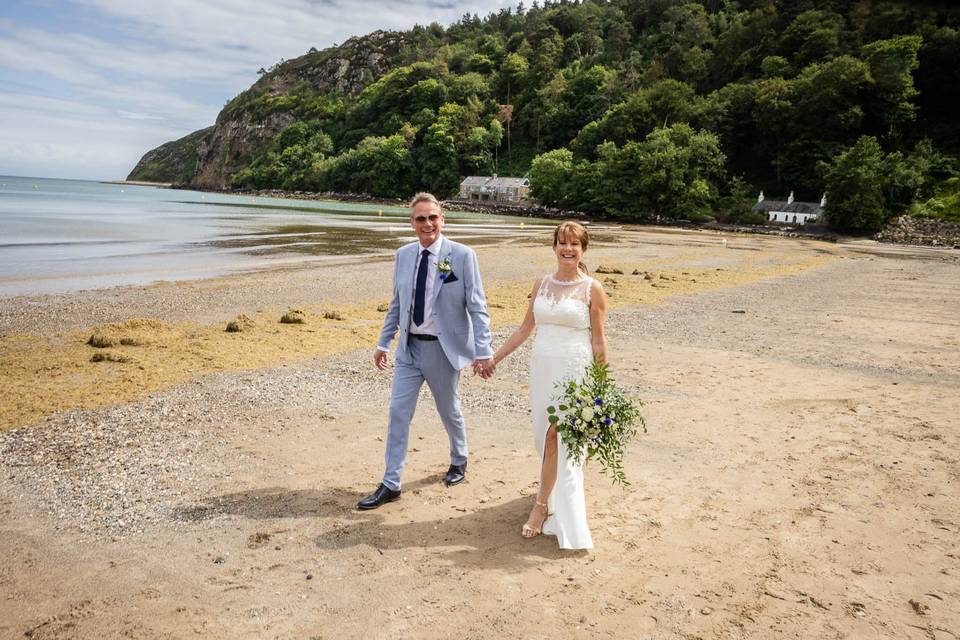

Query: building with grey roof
[[753, 191, 825, 226], [459, 175, 531, 204]]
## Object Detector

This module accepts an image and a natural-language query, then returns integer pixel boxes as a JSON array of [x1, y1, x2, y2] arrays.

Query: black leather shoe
[[444, 463, 467, 486], [357, 484, 401, 510]]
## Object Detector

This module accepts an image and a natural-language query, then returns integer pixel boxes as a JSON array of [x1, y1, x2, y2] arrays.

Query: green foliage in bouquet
[[547, 362, 645, 486]]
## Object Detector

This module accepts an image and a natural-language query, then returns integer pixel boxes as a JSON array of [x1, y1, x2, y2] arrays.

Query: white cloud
[[0, 93, 187, 180], [117, 110, 164, 120]]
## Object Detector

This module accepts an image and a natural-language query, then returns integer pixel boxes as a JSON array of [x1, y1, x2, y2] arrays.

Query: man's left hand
[[472, 357, 495, 379]]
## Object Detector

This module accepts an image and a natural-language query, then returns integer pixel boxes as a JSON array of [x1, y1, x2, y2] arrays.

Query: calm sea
[[0, 176, 544, 297]]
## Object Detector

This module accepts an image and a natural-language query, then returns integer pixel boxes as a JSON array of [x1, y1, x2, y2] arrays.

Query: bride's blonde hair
[[553, 221, 589, 274]]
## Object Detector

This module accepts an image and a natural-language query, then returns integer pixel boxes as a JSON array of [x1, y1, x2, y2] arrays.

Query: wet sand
[[1, 226, 958, 639]]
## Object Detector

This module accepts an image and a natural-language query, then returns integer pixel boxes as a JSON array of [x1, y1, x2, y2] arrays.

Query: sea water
[[0, 176, 544, 297]]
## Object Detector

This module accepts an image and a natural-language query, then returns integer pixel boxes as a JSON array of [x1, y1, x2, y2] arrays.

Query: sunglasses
[[413, 214, 441, 224]]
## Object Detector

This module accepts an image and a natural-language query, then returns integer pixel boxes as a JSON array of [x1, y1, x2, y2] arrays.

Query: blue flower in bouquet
[[546, 361, 646, 486]]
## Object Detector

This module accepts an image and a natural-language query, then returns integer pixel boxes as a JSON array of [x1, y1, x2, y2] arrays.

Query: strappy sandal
[[521, 500, 549, 538]]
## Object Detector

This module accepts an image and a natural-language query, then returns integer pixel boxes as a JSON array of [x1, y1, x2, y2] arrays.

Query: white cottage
[[459, 175, 531, 203], [753, 191, 825, 226]]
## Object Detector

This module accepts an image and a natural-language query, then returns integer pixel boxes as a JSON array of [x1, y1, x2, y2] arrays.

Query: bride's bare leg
[[538, 424, 559, 503], [522, 425, 559, 537]]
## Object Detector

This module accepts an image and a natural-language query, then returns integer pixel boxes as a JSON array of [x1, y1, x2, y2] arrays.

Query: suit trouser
[[382, 337, 467, 491]]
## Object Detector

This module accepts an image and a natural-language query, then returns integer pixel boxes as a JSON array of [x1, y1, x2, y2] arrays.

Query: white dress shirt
[[409, 235, 443, 336]]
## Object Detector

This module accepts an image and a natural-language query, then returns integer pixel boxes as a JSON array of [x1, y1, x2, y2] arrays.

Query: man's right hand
[[374, 349, 389, 371]]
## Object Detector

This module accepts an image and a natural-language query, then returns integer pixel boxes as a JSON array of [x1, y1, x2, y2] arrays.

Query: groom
[[358, 192, 495, 510]]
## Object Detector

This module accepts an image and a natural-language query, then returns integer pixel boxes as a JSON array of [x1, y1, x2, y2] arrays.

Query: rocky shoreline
[[874, 214, 960, 248], [167, 184, 960, 249]]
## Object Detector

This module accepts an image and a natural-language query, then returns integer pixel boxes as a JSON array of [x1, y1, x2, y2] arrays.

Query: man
[[358, 192, 496, 510]]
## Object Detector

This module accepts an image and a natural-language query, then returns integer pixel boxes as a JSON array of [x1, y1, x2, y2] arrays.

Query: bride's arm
[[589, 279, 608, 365], [492, 277, 542, 365]]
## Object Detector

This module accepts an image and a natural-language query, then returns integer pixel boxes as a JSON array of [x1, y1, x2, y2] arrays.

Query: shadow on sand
[[174, 479, 584, 568]]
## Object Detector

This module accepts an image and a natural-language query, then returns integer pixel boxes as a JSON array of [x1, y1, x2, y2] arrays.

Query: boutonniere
[[437, 257, 453, 280]]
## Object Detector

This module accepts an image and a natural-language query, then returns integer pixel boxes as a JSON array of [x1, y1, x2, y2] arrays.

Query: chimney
[[787, 191, 794, 205], [758, 190, 764, 203], [820, 193, 827, 207]]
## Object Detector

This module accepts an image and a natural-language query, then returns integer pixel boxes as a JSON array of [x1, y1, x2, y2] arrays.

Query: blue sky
[[0, 0, 511, 180]]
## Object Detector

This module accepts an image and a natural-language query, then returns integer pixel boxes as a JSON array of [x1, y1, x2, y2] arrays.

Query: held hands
[[472, 357, 496, 379], [377, 349, 495, 378]]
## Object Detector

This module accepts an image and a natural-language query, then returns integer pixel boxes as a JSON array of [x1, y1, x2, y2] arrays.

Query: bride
[[492, 221, 607, 549]]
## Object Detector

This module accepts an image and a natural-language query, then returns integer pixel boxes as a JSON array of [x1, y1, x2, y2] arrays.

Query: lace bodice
[[533, 274, 592, 330]]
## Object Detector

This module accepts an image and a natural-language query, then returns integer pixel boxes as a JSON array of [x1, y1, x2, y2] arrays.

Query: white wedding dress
[[528, 274, 594, 549]]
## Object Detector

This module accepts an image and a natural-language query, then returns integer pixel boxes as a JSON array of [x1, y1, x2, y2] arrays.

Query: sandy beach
[[1, 226, 958, 639]]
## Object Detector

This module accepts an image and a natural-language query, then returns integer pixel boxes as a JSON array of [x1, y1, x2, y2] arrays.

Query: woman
[[493, 221, 607, 549]]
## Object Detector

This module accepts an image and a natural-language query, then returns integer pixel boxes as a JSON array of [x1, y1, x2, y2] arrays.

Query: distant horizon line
[[0, 174, 125, 183]]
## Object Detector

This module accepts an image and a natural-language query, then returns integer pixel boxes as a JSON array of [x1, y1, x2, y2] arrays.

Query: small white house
[[459, 175, 531, 203], [753, 191, 825, 226]]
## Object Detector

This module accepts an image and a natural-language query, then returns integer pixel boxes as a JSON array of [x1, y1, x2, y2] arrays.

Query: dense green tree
[[822, 136, 888, 232], [529, 148, 574, 206], [699, 81, 762, 180], [323, 133, 415, 197], [417, 124, 460, 196], [467, 53, 495, 74], [911, 177, 960, 223], [861, 35, 922, 138], [760, 55, 792, 78], [447, 72, 491, 103], [405, 78, 448, 113], [662, 3, 715, 87], [708, 3, 779, 86], [499, 52, 530, 102], [570, 79, 700, 159], [596, 123, 726, 219], [715, 176, 767, 224], [780, 10, 845, 68]]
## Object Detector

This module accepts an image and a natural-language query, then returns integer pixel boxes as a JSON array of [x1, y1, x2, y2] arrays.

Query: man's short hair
[[409, 192, 441, 211]]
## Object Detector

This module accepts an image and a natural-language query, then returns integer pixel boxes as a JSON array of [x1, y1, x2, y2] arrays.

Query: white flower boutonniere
[[437, 257, 452, 280]]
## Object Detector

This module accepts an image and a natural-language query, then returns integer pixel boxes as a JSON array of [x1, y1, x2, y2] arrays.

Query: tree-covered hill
[[129, 0, 960, 232], [128, 126, 213, 184]]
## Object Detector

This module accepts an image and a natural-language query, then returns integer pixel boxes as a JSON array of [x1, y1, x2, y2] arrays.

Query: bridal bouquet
[[547, 362, 646, 486]]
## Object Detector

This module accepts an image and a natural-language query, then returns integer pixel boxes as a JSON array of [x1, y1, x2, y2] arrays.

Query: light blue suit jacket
[[377, 236, 493, 370]]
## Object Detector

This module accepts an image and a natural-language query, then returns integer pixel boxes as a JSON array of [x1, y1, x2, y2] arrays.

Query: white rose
[[581, 407, 595, 422]]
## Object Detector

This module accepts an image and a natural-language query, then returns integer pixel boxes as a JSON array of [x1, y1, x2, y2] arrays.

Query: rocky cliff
[[130, 30, 409, 188], [126, 126, 213, 184]]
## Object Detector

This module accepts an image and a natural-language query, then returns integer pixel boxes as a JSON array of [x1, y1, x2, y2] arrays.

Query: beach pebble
[[594, 265, 623, 274], [280, 309, 306, 324]]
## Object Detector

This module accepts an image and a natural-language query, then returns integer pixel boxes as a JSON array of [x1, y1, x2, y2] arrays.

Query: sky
[[0, 0, 512, 181]]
